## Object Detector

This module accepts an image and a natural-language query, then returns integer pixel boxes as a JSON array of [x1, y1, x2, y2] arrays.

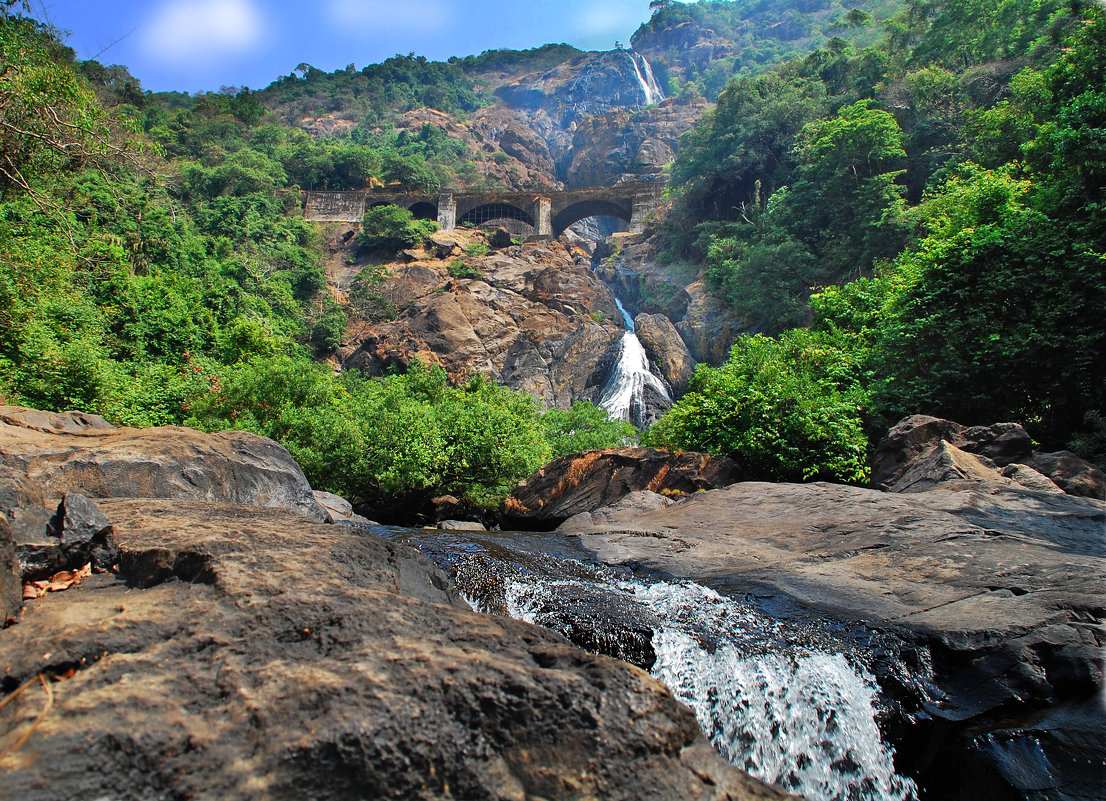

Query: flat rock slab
[[561, 482, 1104, 632], [1, 500, 787, 801]]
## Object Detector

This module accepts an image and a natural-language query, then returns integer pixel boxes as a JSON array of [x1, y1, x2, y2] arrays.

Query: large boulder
[[2, 499, 787, 801], [559, 480, 1106, 801], [1022, 450, 1106, 499], [870, 415, 1034, 490], [502, 447, 742, 529], [635, 312, 696, 395], [0, 419, 326, 522], [871, 415, 1104, 500]]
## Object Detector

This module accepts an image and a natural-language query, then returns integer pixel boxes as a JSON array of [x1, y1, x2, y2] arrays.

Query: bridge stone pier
[[303, 181, 665, 239]]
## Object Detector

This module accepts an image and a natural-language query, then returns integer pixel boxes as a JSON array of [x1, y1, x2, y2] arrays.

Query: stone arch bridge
[[303, 182, 665, 239]]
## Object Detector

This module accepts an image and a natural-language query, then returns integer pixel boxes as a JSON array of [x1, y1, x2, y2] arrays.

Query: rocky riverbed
[[0, 405, 787, 801], [511, 419, 1106, 801]]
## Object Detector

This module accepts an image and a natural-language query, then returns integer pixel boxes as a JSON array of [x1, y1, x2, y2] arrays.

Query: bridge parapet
[[302, 179, 667, 238]]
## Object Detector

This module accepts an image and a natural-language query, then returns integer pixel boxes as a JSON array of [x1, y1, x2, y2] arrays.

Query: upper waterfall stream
[[377, 526, 919, 801], [627, 50, 665, 106]]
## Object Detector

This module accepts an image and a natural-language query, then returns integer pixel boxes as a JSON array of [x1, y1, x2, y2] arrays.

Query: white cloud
[[142, 0, 265, 64], [325, 0, 457, 34]]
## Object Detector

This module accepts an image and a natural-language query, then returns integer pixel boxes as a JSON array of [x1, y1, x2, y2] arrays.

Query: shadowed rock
[[502, 447, 742, 529]]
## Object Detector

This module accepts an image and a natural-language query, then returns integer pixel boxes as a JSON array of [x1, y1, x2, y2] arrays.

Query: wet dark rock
[[559, 479, 1106, 801], [502, 447, 742, 529], [2, 497, 787, 801]]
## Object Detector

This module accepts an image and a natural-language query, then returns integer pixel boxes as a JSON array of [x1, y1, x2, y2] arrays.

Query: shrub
[[448, 260, 482, 279], [358, 205, 438, 254], [645, 330, 870, 483]]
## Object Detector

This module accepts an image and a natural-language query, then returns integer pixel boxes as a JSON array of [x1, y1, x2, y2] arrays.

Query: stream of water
[[379, 527, 919, 801], [627, 50, 665, 106], [598, 298, 670, 426]]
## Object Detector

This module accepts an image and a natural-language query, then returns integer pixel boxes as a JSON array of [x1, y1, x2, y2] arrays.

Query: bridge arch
[[458, 202, 535, 229], [552, 199, 633, 238], [407, 200, 438, 221]]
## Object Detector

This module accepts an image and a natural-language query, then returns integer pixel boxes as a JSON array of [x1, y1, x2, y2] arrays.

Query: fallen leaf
[[22, 584, 38, 600]]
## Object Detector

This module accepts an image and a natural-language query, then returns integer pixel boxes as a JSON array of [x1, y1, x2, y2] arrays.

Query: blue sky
[[27, 0, 675, 94]]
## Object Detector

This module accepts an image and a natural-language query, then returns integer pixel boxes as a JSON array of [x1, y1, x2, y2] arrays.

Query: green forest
[[1, 0, 1102, 514], [0, 13, 631, 516], [649, 0, 1105, 479]]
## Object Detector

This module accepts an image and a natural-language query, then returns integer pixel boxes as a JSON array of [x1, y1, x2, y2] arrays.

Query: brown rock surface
[[870, 415, 1034, 491], [503, 448, 743, 529], [0, 404, 114, 434], [635, 312, 697, 394], [1022, 450, 1106, 499], [0, 417, 326, 521], [1, 499, 788, 801], [342, 237, 627, 409], [0, 512, 18, 624]]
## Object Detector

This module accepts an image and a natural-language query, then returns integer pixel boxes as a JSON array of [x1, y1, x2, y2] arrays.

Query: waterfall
[[627, 50, 665, 106], [598, 297, 670, 426], [498, 573, 919, 801]]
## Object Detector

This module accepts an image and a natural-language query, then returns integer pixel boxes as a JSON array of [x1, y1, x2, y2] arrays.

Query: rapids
[[380, 527, 920, 801]]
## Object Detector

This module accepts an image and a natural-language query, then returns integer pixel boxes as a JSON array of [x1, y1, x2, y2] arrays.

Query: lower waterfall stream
[[377, 527, 920, 801], [597, 297, 670, 426]]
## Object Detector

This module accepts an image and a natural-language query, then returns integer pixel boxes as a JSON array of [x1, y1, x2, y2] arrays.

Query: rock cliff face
[[383, 50, 702, 192], [0, 409, 788, 801], [337, 230, 629, 409]]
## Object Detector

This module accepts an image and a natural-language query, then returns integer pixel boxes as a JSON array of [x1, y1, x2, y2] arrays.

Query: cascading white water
[[598, 298, 670, 425], [627, 50, 665, 106], [498, 574, 918, 801]]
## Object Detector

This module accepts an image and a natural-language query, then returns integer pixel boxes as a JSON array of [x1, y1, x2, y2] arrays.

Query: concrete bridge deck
[[303, 182, 666, 238]]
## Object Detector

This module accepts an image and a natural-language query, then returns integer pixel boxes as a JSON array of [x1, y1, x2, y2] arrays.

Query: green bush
[[448, 260, 482, 279], [539, 402, 636, 457], [358, 205, 438, 254], [645, 330, 870, 483]]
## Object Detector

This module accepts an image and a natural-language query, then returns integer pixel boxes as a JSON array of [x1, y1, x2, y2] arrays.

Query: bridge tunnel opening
[[552, 200, 632, 239], [408, 201, 438, 221], [458, 203, 535, 231], [568, 215, 627, 242]]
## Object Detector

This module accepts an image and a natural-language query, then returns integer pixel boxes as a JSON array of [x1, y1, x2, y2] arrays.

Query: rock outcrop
[[871, 414, 1105, 499], [0, 412, 788, 801], [340, 235, 627, 409], [557, 461, 1106, 800], [0, 407, 327, 522], [635, 312, 697, 394], [502, 447, 742, 530]]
